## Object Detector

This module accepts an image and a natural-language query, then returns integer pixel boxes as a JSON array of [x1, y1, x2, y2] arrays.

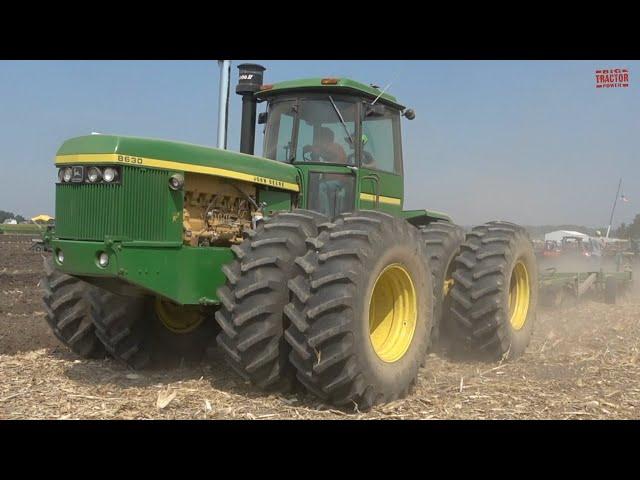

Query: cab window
[[263, 101, 295, 162], [361, 107, 401, 174], [296, 99, 357, 165]]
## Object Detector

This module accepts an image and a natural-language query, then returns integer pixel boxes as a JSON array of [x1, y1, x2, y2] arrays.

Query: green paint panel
[[257, 188, 292, 216], [358, 168, 404, 215], [52, 239, 233, 305], [256, 78, 405, 110], [55, 166, 182, 242], [57, 135, 300, 187]]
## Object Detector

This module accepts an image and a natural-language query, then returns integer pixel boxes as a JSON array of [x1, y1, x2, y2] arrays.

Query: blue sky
[[0, 60, 637, 227]]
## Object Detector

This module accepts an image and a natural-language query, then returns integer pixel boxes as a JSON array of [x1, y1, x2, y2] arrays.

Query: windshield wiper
[[284, 142, 295, 163], [328, 96, 354, 146]]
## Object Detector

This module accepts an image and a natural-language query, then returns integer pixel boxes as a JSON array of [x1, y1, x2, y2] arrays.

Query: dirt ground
[[1, 234, 639, 419]]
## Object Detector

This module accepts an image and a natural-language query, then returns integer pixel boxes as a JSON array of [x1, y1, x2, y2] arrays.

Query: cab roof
[[255, 77, 405, 110]]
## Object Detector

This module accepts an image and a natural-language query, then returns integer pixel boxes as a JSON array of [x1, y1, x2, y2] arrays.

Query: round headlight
[[87, 166, 102, 183], [56, 249, 64, 264], [169, 174, 185, 191], [62, 167, 73, 183], [97, 252, 109, 267], [103, 167, 118, 183]]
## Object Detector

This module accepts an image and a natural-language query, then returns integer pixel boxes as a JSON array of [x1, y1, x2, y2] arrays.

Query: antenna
[[606, 178, 623, 239], [371, 83, 392, 106]]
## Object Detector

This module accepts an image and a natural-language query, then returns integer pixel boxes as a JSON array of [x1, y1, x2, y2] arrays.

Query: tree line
[[613, 213, 640, 239], [0, 210, 26, 223]]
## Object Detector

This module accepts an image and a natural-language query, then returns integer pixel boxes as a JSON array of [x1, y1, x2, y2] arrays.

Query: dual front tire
[[41, 257, 216, 367], [42, 257, 106, 359], [91, 295, 216, 369]]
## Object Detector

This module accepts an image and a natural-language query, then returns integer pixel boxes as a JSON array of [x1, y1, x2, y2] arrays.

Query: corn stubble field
[[1, 234, 639, 420]]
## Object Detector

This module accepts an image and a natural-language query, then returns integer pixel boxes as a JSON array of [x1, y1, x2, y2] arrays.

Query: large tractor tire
[[92, 292, 217, 370], [214, 210, 329, 391], [285, 211, 432, 410], [41, 258, 106, 359], [419, 221, 466, 346], [448, 221, 538, 360]]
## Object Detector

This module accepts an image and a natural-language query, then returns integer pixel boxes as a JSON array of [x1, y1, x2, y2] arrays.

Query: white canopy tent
[[544, 230, 590, 243]]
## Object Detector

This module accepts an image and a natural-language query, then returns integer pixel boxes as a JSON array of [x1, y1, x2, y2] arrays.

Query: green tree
[[614, 222, 628, 238], [629, 214, 640, 239]]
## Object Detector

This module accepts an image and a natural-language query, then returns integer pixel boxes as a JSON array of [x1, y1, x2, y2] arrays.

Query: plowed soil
[[1, 234, 638, 419]]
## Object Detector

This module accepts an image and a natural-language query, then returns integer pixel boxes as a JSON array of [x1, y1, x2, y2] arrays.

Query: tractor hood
[[55, 134, 300, 192]]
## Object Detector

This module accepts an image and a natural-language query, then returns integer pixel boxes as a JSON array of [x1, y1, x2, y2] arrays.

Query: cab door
[[357, 104, 404, 215], [294, 97, 360, 219]]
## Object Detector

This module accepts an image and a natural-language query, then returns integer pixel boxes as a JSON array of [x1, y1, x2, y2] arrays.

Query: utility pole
[[217, 60, 231, 149]]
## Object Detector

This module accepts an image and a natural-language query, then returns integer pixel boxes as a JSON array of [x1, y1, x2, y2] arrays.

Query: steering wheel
[[303, 145, 322, 162]]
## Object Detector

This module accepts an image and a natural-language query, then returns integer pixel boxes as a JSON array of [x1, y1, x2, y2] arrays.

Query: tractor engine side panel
[[181, 173, 256, 247]]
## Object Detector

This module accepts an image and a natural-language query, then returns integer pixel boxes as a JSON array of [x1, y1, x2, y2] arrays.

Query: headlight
[[103, 167, 118, 183], [87, 166, 102, 183], [56, 249, 64, 264], [62, 167, 73, 183], [97, 252, 109, 267], [169, 173, 184, 191]]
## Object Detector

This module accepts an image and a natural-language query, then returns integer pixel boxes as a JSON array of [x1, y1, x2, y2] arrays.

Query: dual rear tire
[[419, 221, 466, 346], [447, 221, 538, 360]]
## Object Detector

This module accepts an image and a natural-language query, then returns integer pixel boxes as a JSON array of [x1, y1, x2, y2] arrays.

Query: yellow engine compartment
[[182, 173, 257, 247]]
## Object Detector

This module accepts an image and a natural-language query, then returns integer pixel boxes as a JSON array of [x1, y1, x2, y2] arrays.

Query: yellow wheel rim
[[443, 278, 455, 296], [155, 298, 203, 334], [368, 264, 417, 363], [508, 261, 530, 331]]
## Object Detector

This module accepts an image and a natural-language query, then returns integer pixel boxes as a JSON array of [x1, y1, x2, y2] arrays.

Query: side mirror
[[258, 112, 268, 124], [403, 109, 416, 120], [365, 104, 386, 117]]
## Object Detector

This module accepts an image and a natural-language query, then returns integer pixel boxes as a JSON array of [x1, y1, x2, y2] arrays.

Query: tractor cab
[[254, 78, 413, 219]]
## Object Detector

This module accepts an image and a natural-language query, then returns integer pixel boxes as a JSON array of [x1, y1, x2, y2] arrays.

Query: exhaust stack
[[236, 63, 266, 155]]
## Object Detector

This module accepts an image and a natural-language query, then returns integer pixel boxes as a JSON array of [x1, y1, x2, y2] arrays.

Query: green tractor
[[42, 64, 538, 409]]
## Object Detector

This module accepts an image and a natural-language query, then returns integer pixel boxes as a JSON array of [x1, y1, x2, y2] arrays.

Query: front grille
[[55, 166, 181, 242]]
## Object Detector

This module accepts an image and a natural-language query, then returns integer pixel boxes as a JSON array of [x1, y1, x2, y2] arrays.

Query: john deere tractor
[[42, 64, 538, 409]]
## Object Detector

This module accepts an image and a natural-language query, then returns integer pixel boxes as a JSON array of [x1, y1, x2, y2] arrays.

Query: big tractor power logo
[[595, 68, 629, 89]]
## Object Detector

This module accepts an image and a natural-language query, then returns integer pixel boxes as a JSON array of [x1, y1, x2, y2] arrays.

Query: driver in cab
[[303, 127, 348, 164], [302, 126, 352, 217]]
